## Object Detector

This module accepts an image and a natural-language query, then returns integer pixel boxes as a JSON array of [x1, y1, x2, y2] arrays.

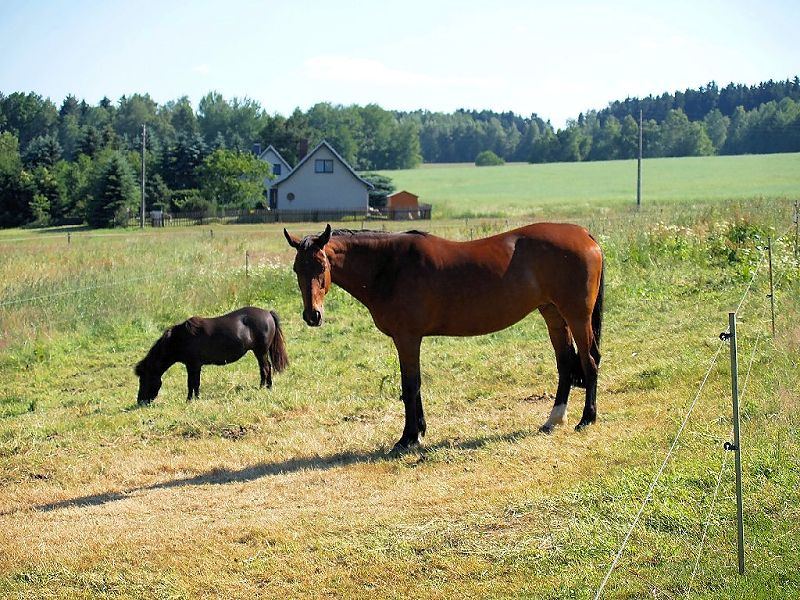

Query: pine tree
[[86, 152, 138, 227]]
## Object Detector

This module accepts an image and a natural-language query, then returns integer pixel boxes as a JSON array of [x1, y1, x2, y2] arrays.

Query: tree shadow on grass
[[22, 428, 535, 514]]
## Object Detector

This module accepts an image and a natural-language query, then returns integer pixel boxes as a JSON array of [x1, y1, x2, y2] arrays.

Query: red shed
[[387, 190, 420, 220]]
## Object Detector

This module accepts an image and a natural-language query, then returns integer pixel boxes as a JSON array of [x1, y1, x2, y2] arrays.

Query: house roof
[[273, 140, 374, 190], [257, 145, 292, 179]]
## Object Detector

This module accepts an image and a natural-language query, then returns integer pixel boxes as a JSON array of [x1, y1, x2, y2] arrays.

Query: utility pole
[[636, 109, 642, 207], [140, 123, 146, 228]]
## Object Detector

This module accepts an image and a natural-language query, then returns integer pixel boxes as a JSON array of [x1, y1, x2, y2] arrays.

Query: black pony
[[135, 307, 288, 405]]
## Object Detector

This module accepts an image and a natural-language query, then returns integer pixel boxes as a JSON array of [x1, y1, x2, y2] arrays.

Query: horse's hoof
[[575, 420, 595, 432], [538, 424, 554, 435], [389, 439, 420, 455]]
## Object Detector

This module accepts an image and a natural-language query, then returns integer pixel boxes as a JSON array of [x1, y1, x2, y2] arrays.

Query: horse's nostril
[[303, 309, 323, 326]]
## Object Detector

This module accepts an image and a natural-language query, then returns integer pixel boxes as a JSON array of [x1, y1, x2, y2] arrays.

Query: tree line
[[1, 77, 799, 228], [412, 78, 800, 162]]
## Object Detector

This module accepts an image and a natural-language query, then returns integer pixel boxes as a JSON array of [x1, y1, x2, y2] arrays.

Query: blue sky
[[1, 0, 798, 126]]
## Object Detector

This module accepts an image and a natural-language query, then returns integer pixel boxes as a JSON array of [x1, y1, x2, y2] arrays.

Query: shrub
[[475, 150, 505, 166]]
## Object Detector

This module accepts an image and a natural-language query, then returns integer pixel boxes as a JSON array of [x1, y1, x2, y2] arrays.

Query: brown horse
[[284, 223, 604, 450], [135, 307, 288, 405]]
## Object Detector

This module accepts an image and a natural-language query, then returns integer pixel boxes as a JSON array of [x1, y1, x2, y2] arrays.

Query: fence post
[[245, 251, 249, 278], [67, 232, 71, 245], [725, 312, 746, 575], [210, 228, 214, 239], [767, 237, 775, 337], [794, 199, 798, 262]]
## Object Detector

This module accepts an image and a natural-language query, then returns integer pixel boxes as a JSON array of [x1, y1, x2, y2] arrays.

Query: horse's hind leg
[[539, 304, 576, 433], [563, 315, 599, 431], [255, 349, 272, 388]]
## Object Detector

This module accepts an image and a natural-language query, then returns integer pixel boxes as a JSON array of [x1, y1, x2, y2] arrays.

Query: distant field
[[379, 153, 800, 218]]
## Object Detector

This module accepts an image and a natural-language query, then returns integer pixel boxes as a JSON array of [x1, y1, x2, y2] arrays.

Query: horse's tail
[[268, 310, 289, 373], [591, 256, 604, 366]]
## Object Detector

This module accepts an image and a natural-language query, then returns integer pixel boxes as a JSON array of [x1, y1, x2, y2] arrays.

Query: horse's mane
[[184, 317, 203, 336], [331, 228, 429, 238], [297, 228, 428, 250]]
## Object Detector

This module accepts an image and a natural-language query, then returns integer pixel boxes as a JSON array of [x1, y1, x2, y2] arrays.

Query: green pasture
[[0, 160, 799, 598], [379, 153, 800, 218]]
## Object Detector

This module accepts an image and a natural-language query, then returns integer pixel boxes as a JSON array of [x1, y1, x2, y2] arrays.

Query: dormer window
[[314, 159, 334, 173], [273, 163, 282, 176]]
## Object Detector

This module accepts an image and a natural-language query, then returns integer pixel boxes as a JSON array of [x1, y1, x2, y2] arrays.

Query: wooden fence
[[130, 204, 432, 227]]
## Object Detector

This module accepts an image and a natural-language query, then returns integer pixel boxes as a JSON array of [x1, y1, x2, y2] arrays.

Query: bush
[[475, 150, 505, 166], [170, 189, 210, 214], [360, 172, 395, 208]]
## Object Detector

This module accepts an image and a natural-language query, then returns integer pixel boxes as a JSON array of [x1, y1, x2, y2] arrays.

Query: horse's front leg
[[393, 335, 423, 451], [186, 364, 201, 400]]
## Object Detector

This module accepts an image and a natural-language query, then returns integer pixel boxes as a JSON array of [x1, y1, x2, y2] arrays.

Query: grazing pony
[[284, 223, 604, 450], [135, 307, 288, 405]]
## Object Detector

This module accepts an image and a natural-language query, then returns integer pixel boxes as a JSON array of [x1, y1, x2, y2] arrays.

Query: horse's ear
[[316, 224, 332, 247], [284, 228, 300, 249]]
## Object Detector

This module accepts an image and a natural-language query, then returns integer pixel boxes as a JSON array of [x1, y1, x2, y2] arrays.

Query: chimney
[[297, 139, 309, 160], [252, 143, 262, 156]]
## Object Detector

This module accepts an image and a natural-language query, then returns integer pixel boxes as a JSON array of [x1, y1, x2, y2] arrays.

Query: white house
[[258, 140, 372, 212], [257, 145, 293, 208]]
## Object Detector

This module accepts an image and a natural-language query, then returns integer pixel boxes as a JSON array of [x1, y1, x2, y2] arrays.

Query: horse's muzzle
[[303, 309, 323, 327]]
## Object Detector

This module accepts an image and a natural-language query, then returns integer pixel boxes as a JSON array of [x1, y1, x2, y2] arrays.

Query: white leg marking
[[545, 403, 568, 428]]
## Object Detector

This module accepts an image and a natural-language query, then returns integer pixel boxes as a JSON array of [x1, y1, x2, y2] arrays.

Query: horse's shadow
[[26, 428, 533, 514]]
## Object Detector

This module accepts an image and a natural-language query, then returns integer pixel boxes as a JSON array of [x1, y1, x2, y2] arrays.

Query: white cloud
[[192, 64, 210, 76], [303, 55, 502, 88]]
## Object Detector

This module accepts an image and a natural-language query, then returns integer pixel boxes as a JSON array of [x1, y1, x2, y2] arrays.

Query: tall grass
[[0, 200, 798, 598]]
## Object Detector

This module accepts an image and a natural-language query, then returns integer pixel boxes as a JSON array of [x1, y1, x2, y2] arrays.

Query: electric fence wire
[[594, 232, 783, 599], [685, 299, 771, 596], [0, 255, 246, 309]]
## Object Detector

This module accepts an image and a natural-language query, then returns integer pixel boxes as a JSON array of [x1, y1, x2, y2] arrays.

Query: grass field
[[1, 156, 799, 598], [378, 153, 800, 218]]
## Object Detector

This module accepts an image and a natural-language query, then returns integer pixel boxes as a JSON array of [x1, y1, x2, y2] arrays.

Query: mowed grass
[[378, 152, 800, 218], [0, 167, 799, 598]]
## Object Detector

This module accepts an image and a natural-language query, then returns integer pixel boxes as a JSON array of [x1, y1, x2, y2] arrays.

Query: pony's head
[[284, 224, 332, 327], [134, 329, 171, 404]]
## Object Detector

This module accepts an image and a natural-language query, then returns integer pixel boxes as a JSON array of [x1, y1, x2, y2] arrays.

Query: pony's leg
[[187, 364, 201, 400], [539, 305, 575, 433], [393, 335, 423, 450], [563, 316, 599, 431], [416, 383, 426, 437], [255, 350, 272, 388]]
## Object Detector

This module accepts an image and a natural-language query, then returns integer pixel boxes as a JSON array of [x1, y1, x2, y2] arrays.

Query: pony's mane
[[134, 328, 172, 375]]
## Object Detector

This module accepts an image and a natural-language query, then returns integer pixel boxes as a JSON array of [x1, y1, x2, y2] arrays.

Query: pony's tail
[[591, 258, 604, 366], [268, 310, 289, 373]]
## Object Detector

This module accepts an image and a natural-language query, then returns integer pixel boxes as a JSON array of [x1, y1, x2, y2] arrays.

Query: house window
[[273, 163, 282, 176], [287, 192, 295, 201], [314, 159, 333, 173]]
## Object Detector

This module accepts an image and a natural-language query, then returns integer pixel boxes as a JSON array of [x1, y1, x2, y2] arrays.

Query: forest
[[1, 77, 799, 227]]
